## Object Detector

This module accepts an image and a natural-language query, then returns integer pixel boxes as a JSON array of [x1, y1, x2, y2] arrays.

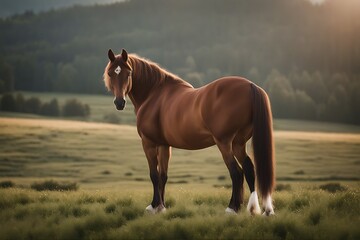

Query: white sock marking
[[225, 207, 237, 215], [145, 204, 156, 214], [145, 204, 166, 214], [247, 191, 261, 215], [262, 195, 275, 216]]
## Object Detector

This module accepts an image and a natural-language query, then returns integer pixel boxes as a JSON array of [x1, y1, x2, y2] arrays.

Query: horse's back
[[167, 77, 253, 147], [138, 76, 254, 149]]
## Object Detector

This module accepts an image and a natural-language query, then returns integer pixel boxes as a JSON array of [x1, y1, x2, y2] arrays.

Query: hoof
[[225, 207, 237, 215], [262, 209, 275, 216], [158, 206, 167, 213], [247, 191, 261, 215], [145, 204, 156, 214], [145, 204, 166, 214], [262, 195, 275, 217]]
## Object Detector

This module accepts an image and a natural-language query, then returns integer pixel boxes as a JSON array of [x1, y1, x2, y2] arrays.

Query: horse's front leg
[[142, 139, 165, 214]]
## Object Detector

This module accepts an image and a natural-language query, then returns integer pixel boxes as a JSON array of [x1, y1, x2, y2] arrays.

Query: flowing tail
[[250, 83, 275, 198]]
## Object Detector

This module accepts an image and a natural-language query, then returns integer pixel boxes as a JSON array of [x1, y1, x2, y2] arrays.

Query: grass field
[[1, 117, 359, 189], [0, 185, 359, 240], [1, 92, 360, 239]]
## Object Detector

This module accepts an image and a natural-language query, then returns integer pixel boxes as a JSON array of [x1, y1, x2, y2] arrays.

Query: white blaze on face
[[114, 66, 121, 75]]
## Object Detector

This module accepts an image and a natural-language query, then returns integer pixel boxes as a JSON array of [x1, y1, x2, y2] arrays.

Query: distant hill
[[0, 0, 125, 17], [0, 0, 359, 124]]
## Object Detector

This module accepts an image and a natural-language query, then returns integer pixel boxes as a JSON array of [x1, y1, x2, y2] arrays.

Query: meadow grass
[[1, 104, 360, 239], [0, 184, 359, 240], [0, 117, 359, 189]]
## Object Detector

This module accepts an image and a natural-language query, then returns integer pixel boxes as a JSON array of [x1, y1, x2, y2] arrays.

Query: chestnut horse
[[103, 49, 275, 215]]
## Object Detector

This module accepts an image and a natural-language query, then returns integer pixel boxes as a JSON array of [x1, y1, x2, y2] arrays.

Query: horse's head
[[104, 48, 132, 110]]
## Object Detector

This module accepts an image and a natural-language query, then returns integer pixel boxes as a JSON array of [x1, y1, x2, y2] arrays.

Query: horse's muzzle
[[114, 98, 126, 110]]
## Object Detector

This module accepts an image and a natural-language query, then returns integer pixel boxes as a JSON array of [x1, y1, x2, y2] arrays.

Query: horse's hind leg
[[233, 143, 261, 215], [215, 139, 244, 213], [157, 145, 170, 208]]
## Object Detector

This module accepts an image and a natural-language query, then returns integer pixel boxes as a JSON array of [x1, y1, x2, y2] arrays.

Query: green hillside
[[0, 0, 359, 124]]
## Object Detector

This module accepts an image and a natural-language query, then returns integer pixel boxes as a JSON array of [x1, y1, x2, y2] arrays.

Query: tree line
[[0, 0, 122, 17], [0, 0, 359, 124], [0, 93, 90, 117]]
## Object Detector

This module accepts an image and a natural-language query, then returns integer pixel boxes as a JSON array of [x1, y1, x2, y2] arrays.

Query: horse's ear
[[108, 49, 116, 62], [121, 49, 128, 62]]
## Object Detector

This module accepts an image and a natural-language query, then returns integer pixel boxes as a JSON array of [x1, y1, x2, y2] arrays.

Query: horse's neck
[[128, 67, 162, 112], [129, 73, 189, 113], [128, 83, 147, 113], [128, 57, 192, 113]]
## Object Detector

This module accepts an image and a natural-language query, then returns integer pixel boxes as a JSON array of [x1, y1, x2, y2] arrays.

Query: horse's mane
[[128, 54, 193, 89], [103, 53, 193, 93], [103, 64, 110, 91]]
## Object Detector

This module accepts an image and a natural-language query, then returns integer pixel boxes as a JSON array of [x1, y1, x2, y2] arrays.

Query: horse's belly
[[160, 115, 213, 149], [167, 130, 215, 150]]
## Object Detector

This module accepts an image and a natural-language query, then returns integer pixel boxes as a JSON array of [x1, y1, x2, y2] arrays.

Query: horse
[[103, 49, 275, 215]]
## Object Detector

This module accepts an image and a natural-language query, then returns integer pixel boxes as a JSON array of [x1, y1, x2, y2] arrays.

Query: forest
[[0, 0, 124, 17], [0, 0, 359, 124]]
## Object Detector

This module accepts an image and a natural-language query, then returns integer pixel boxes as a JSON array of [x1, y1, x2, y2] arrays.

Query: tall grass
[[0, 115, 359, 239], [31, 180, 78, 191], [1, 117, 359, 190], [0, 185, 359, 240]]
